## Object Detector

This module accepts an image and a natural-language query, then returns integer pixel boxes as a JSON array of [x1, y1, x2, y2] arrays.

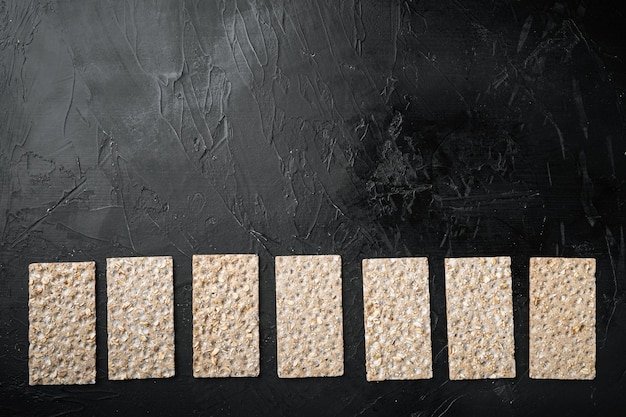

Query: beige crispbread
[[192, 254, 259, 377], [275, 255, 344, 378], [28, 262, 96, 385], [529, 257, 596, 380], [362, 257, 433, 381], [106, 256, 175, 380], [444, 257, 516, 380]]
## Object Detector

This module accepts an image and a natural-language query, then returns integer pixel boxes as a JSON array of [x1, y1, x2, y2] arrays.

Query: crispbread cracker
[[192, 254, 259, 377], [444, 257, 516, 380], [529, 257, 596, 379], [362, 257, 433, 381], [275, 255, 344, 378], [28, 262, 96, 385], [106, 257, 175, 380]]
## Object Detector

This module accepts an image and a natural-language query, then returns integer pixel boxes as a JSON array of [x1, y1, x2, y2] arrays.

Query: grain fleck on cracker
[[192, 254, 259, 378], [29, 262, 96, 385], [445, 256, 516, 380], [362, 257, 433, 381], [529, 257, 596, 380], [107, 256, 175, 380], [275, 255, 344, 378]]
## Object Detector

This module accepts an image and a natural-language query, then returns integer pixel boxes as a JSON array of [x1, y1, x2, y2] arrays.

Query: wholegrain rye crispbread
[[362, 257, 433, 381], [529, 257, 596, 379], [28, 261, 96, 385], [275, 255, 344, 378], [444, 256, 516, 380], [192, 254, 259, 377], [106, 256, 175, 380]]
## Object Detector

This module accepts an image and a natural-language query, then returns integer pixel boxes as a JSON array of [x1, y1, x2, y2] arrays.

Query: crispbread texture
[[529, 257, 596, 380], [275, 255, 344, 378], [28, 261, 96, 385], [107, 256, 175, 380], [444, 257, 516, 380], [192, 254, 259, 377], [362, 257, 433, 381]]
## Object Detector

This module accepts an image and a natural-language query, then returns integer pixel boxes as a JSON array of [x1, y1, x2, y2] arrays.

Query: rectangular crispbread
[[444, 257, 516, 380], [106, 256, 175, 380], [192, 254, 259, 377], [275, 255, 344, 378], [362, 257, 433, 381], [28, 261, 96, 385], [529, 257, 596, 379]]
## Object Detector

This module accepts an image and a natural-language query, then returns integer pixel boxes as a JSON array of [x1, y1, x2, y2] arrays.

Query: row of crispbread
[[28, 256, 595, 385]]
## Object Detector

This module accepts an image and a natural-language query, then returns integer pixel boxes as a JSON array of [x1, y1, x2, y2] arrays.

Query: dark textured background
[[1, 0, 625, 415]]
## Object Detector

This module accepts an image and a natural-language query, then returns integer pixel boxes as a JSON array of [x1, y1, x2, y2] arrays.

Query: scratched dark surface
[[1, 0, 625, 416]]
